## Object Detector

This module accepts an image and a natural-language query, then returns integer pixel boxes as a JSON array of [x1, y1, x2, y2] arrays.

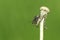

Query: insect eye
[[44, 10, 46, 11], [43, 9, 48, 12]]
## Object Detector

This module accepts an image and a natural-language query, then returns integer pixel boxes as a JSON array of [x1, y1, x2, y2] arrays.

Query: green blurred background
[[0, 0, 60, 40]]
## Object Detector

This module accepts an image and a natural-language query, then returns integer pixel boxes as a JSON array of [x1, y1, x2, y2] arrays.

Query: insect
[[32, 6, 50, 29]]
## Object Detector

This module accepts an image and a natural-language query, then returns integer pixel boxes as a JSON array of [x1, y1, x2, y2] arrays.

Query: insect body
[[32, 6, 50, 27], [32, 14, 47, 26]]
